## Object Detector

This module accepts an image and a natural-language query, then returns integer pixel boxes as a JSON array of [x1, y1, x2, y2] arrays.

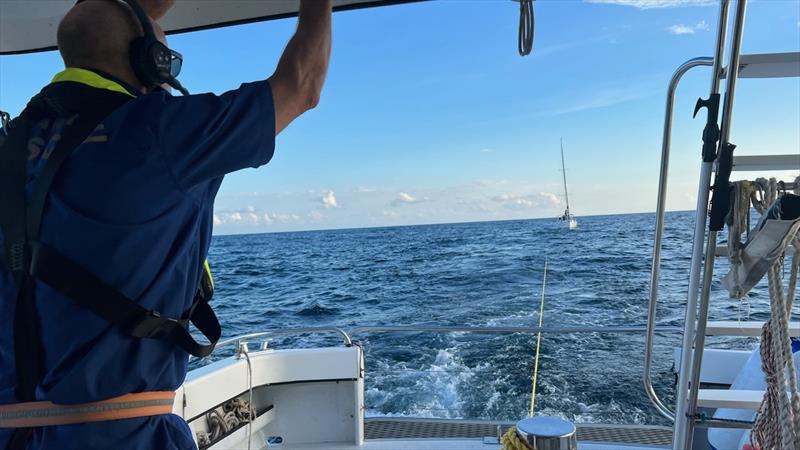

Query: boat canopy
[[0, 0, 422, 55]]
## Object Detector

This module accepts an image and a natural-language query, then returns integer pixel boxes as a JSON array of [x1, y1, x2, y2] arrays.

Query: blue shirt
[[0, 68, 276, 449]]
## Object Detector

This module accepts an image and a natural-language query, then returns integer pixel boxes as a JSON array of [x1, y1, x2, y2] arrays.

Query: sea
[[202, 211, 776, 426]]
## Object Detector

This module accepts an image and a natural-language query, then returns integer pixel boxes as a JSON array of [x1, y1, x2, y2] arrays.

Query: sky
[[1, 0, 799, 235]]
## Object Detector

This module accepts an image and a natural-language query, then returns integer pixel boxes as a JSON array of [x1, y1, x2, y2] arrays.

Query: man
[[0, 0, 331, 448]]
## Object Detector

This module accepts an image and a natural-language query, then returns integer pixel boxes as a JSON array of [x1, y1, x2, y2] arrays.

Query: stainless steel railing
[[350, 325, 682, 338], [202, 324, 758, 429], [193, 326, 354, 359], [643, 56, 715, 423], [646, 0, 735, 432], [206, 324, 682, 356]]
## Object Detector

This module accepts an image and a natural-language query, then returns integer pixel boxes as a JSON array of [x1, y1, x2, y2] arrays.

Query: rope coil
[[517, 0, 534, 56], [747, 178, 800, 450], [501, 426, 533, 450]]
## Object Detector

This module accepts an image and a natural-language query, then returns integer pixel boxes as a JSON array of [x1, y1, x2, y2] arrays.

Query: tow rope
[[501, 258, 548, 450]]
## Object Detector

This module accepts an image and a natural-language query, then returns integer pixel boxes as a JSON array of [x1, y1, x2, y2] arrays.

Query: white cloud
[[586, 0, 714, 9], [667, 20, 709, 35], [271, 213, 302, 222], [213, 208, 283, 227], [480, 148, 494, 153], [308, 211, 325, 220], [392, 192, 428, 207], [321, 190, 338, 208], [492, 193, 561, 210], [398, 192, 416, 202], [668, 24, 695, 34]]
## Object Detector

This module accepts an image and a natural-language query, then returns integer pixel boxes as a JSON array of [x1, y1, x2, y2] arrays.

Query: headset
[[76, 0, 189, 95], [121, 0, 188, 95]]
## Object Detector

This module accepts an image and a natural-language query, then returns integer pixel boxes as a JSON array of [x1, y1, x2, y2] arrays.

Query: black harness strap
[[29, 242, 220, 358], [1, 112, 39, 450]]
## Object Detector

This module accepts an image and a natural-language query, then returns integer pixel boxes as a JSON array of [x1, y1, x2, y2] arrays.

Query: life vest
[[0, 75, 220, 447]]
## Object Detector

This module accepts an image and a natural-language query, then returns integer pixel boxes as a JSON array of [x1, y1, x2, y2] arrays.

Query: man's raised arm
[[269, 0, 333, 134]]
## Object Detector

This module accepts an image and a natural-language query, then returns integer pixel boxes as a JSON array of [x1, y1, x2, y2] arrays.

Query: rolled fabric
[[722, 194, 800, 298]]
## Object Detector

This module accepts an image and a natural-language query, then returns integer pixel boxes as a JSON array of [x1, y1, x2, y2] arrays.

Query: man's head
[[57, 0, 170, 94]]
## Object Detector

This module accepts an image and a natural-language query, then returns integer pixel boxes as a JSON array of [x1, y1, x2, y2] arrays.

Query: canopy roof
[[0, 0, 421, 55]]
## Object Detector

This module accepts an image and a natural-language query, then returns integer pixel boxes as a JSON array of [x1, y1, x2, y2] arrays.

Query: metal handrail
[[200, 324, 682, 360], [644, 56, 715, 423], [205, 326, 354, 356], [677, 2, 748, 448], [350, 325, 682, 338]]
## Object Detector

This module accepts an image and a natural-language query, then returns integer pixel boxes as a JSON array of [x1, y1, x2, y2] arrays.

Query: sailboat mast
[[560, 138, 570, 215]]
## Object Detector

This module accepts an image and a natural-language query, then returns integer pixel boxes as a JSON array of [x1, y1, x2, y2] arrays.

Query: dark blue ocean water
[[203, 211, 773, 426]]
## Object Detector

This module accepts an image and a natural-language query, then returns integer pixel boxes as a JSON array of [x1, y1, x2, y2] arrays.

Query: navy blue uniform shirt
[[0, 68, 276, 449]]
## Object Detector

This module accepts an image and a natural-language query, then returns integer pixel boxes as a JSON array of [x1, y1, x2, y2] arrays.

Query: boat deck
[[273, 418, 672, 449]]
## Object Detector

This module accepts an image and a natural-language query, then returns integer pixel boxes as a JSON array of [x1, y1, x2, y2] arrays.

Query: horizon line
[[212, 208, 697, 237]]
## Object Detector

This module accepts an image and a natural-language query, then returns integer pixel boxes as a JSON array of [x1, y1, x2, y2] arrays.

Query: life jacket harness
[[0, 80, 220, 445]]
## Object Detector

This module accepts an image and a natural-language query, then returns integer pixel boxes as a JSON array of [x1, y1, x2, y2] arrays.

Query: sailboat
[[558, 138, 578, 230]]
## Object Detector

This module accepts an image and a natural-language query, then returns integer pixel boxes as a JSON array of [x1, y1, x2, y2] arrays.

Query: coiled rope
[[726, 178, 783, 298], [749, 176, 800, 450], [196, 398, 257, 447], [726, 180, 755, 298], [501, 426, 532, 450], [517, 0, 534, 56]]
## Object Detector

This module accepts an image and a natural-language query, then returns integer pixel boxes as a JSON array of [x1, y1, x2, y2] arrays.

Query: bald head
[[57, 0, 167, 93]]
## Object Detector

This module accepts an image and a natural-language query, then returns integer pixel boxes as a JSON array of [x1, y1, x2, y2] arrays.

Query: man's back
[[0, 0, 331, 447], [0, 71, 275, 449]]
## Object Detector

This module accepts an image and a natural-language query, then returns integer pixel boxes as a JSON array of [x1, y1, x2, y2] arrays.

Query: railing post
[[673, 1, 747, 448], [645, 56, 715, 423]]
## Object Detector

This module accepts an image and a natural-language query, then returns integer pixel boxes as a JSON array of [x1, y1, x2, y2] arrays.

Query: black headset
[[122, 0, 188, 94], [77, 0, 189, 95]]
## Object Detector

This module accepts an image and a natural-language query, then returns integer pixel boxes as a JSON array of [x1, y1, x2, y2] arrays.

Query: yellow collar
[[50, 68, 135, 97]]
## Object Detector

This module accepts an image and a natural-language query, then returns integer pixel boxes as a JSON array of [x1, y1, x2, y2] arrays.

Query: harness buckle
[[128, 310, 181, 339]]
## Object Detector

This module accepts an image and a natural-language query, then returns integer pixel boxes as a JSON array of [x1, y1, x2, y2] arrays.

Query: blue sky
[[1, 0, 798, 234]]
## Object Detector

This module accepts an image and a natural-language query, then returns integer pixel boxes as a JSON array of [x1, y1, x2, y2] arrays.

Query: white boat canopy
[[0, 0, 422, 55]]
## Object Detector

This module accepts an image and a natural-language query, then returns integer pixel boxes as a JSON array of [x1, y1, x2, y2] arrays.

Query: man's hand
[[139, 0, 175, 20], [269, 0, 333, 134]]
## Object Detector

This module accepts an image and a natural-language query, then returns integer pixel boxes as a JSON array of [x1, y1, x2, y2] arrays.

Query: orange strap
[[0, 391, 176, 428]]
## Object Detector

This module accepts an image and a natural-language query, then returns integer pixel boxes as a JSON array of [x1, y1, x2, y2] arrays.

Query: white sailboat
[[558, 138, 578, 230]]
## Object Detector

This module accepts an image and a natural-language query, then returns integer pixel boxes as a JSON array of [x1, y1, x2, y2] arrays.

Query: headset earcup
[[129, 36, 157, 88]]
